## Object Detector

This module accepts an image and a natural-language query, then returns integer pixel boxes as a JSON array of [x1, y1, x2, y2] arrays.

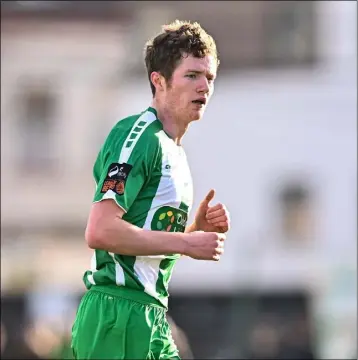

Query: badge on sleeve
[[100, 162, 133, 195]]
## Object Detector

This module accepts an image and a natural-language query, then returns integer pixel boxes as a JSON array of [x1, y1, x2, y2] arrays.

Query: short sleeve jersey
[[83, 107, 193, 307]]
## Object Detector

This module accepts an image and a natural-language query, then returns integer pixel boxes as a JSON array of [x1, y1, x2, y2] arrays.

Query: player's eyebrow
[[187, 69, 203, 73], [187, 69, 216, 79]]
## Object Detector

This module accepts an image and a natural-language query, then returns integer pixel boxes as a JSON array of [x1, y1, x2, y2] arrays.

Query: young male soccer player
[[71, 20, 231, 359]]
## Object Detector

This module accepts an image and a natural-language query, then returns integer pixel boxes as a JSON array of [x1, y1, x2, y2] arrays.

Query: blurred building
[[1, 1, 356, 359]]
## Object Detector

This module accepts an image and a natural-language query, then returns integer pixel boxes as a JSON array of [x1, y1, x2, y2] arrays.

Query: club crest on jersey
[[151, 206, 188, 233], [100, 162, 133, 195]]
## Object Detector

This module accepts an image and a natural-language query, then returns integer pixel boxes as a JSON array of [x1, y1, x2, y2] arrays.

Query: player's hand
[[194, 189, 230, 233], [183, 231, 226, 261]]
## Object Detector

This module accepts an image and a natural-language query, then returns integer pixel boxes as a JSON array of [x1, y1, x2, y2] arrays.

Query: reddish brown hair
[[144, 20, 219, 96]]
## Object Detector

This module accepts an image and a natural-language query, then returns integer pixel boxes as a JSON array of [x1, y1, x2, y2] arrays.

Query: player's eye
[[186, 74, 197, 79]]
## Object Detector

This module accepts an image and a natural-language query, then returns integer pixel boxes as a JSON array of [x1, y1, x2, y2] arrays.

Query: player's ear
[[150, 71, 165, 93]]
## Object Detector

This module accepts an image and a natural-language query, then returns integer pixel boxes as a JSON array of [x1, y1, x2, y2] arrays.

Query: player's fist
[[183, 231, 225, 261]]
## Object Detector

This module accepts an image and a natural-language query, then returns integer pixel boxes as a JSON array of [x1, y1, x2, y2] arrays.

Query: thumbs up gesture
[[193, 189, 230, 233]]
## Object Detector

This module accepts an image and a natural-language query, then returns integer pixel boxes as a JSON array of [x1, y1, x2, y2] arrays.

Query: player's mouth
[[192, 97, 206, 107]]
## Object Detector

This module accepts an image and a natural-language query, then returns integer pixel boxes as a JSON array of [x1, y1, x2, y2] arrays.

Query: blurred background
[[1, 1, 357, 359]]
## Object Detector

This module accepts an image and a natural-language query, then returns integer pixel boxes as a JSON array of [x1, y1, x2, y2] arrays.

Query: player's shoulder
[[108, 107, 163, 146]]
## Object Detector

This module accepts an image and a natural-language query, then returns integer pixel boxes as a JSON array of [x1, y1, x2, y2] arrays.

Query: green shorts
[[71, 285, 180, 360]]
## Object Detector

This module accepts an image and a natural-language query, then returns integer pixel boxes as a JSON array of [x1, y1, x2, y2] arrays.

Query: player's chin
[[190, 109, 205, 121]]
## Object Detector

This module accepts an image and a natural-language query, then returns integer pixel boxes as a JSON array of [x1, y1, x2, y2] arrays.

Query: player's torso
[[86, 109, 193, 306], [124, 130, 193, 237]]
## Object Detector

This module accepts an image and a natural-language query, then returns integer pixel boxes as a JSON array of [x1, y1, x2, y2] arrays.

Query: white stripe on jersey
[[87, 252, 98, 285], [119, 110, 158, 163], [109, 252, 125, 286], [133, 256, 162, 299]]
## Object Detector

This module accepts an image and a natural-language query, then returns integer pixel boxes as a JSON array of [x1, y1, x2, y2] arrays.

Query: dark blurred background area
[[1, 1, 356, 359]]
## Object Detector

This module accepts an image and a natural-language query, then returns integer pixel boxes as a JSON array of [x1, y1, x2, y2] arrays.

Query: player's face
[[164, 54, 217, 123]]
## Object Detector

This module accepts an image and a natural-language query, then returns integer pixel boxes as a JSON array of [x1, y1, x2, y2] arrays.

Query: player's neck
[[151, 101, 188, 146]]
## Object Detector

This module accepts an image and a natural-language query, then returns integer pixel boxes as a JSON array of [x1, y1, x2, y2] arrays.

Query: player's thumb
[[203, 189, 215, 205]]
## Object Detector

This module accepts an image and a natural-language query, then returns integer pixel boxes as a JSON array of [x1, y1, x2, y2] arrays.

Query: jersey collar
[[147, 106, 158, 118]]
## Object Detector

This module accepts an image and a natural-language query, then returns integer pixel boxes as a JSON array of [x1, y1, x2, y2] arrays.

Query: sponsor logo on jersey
[[151, 206, 188, 233], [100, 162, 133, 195]]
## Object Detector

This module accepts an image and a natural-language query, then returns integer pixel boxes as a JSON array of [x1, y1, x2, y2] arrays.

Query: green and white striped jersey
[[83, 107, 193, 307]]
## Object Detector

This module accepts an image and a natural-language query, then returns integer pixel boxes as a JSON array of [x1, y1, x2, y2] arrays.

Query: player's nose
[[197, 77, 210, 94]]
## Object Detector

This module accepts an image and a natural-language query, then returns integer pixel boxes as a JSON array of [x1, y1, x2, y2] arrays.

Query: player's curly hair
[[144, 20, 219, 96]]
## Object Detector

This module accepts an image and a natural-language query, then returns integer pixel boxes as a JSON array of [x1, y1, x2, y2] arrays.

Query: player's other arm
[[85, 199, 225, 260]]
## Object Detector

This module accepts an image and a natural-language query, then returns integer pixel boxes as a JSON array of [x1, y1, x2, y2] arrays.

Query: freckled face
[[163, 54, 217, 123]]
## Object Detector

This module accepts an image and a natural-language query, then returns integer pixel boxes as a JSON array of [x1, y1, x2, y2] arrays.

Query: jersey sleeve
[[92, 124, 160, 213]]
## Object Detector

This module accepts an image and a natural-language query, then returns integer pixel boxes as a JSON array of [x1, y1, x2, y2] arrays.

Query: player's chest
[[152, 148, 193, 210]]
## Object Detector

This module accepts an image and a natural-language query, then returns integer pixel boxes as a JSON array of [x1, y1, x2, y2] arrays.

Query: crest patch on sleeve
[[100, 162, 133, 195]]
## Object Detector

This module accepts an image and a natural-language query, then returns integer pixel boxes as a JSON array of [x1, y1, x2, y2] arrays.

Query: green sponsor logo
[[151, 206, 188, 233]]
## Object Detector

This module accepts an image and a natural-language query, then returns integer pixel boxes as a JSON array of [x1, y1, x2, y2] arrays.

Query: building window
[[261, 1, 317, 66], [278, 182, 314, 242], [17, 85, 57, 173]]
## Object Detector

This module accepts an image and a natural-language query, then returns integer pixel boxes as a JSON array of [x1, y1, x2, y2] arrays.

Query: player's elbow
[[85, 215, 108, 250], [85, 214, 120, 250], [85, 225, 103, 250], [85, 200, 126, 250]]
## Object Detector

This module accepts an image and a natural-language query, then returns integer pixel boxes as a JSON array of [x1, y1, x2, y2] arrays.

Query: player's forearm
[[86, 216, 187, 256]]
